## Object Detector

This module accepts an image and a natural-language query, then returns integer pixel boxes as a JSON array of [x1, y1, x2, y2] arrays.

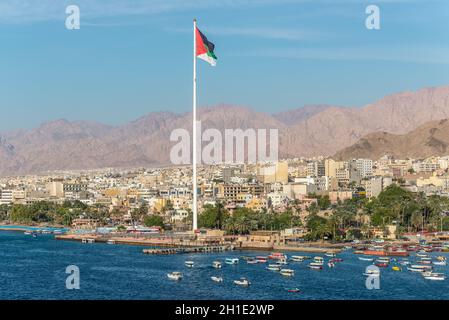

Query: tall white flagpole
[[192, 18, 198, 232]]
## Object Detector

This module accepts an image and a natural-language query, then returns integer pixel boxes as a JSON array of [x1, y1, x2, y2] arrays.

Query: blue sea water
[[0, 230, 449, 300]]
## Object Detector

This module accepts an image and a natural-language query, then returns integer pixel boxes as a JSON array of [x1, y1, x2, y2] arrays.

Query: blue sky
[[0, 0, 448, 130]]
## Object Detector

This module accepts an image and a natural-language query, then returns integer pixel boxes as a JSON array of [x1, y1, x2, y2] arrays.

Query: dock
[[143, 245, 233, 255]]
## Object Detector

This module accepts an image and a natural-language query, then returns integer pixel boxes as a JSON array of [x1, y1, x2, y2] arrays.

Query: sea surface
[[0, 230, 448, 300]]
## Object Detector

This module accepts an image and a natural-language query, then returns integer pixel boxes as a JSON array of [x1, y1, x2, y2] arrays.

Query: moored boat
[[234, 278, 251, 286], [280, 269, 294, 276], [185, 261, 194, 268], [167, 272, 183, 281], [212, 261, 222, 269], [211, 276, 223, 283], [225, 258, 239, 265]]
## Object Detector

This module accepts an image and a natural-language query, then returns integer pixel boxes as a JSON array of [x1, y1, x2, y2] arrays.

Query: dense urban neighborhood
[[2, 155, 449, 244]]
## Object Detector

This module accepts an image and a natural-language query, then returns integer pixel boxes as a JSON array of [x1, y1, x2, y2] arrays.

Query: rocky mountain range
[[334, 119, 449, 160], [1, 85, 449, 176]]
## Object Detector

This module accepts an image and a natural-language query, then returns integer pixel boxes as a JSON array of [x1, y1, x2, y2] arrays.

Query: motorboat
[[256, 256, 267, 263], [330, 258, 343, 263], [359, 257, 374, 261], [167, 272, 183, 281], [185, 261, 194, 268], [212, 261, 222, 269], [211, 276, 223, 283], [327, 262, 335, 268], [308, 264, 323, 270], [433, 261, 447, 266], [363, 269, 380, 277], [107, 239, 116, 245], [234, 278, 251, 286], [325, 252, 336, 257], [422, 272, 445, 281], [392, 266, 401, 271], [286, 288, 300, 293], [280, 269, 295, 277], [247, 259, 258, 264], [267, 264, 281, 271], [225, 258, 239, 265]]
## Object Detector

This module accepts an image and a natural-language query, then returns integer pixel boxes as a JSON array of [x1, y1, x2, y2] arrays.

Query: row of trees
[[198, 202, 302, 234], [305, 185, 449, 241]]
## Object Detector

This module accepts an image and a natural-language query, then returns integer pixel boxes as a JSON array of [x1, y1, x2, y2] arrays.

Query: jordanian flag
[[196, 27, 217, 66]]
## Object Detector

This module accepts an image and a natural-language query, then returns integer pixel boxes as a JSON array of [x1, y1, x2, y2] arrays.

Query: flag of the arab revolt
[[196, 27, 217, 66]]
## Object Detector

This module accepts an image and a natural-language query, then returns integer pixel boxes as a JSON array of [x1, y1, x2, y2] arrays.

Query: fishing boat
[[276, 259, 288, 265], [436, 256, 447, 261], [240, 256, 253, 261], [417, 253, 429, 258], [422, 271, 445, 281], [433, 261, 447, 266], [308, 264, 323, 270], [268, 253, 287, 260], [185, 261, 194, 268], [212, 261, 222, 269], [256, 256, 267, 263], [411, 264, 432, 270], [330, 258, 343, 263], [167, 272, 183, 281], [375, 262, 388, 267], [233, 278, 251, 287], [24, 231, 32, 235], [359, 257, 374, 261], [247, 259, 258, 264], [407, 267, 425, 273], [225, 258, 239, 265], [280, 269, 295, 277], [325, 252, 336, 257], [211, 276, 223, 283], [392, 266, 401, 271], [107, 239, 116, 245], [267, 264, 281, 271], [327, 262, 335, 268], [363, 269, 380, 277], [286, 288, 300, 293]]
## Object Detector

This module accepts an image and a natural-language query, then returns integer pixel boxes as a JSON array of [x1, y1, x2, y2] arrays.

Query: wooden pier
[[143, 245, 233, 255]]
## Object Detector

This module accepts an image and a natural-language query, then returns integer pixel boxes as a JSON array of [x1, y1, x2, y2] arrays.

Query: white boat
[[267, 264, 281, 271], [107, 239, 116, 245], [309, 265, 323, 270], [422, 272, 445, 281], [411, 264, 432, 270], [24, 231, 32, 235], [325, 253, 336, 257], [234, 278, 251, 286], [87, 238, 95, 244], [212, 261, 222, 269], [247, 259, 258, 264], [417, 253, 429, 258], [276, 259, 288, 265], [167, 272, 183, 281], [291, 256, 305, 262], [225, 258, 239, 265], [436, 256, 447, 261], [211, 276, 223, 283], [185, 261, 194, 268], [313, 257, 324, 263], [358, 257, 374, 261], [280, 269, 294, 276], [82, 238, 88, 243], [407, 267, 425, 273], [433, 261, 447, 266], [363, 270, 380, 277], [328, 262, 335, 268], [309, 262, 324, 267]]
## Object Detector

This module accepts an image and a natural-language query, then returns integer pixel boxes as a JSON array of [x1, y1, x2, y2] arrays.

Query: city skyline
[[0, 0, 448, 130]]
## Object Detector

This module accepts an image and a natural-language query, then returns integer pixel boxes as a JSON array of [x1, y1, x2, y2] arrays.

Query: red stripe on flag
[[195, 27, 208, 56]]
